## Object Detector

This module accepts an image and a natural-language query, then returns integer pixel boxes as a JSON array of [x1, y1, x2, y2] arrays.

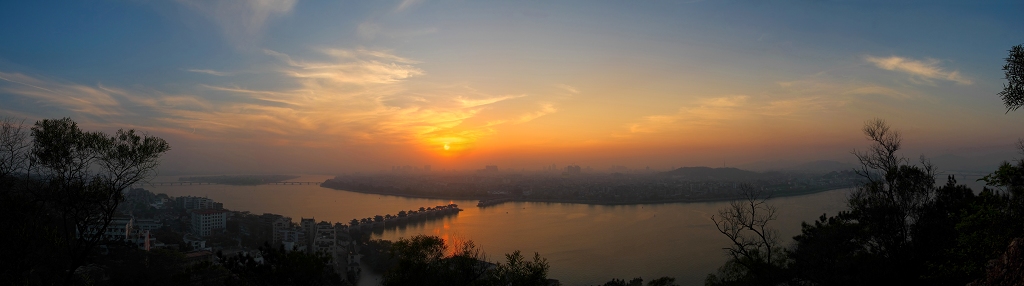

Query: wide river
[[148, 175, 851, 286]]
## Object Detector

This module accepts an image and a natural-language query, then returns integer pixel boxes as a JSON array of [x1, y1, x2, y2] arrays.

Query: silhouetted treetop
[[1000, 44, 1024, 112]]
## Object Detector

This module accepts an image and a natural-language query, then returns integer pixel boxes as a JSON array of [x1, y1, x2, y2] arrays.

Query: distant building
[[300, 217, 316, 252], [424, 165, 431, 171], [272, 217, 293, 244], [483, 165, 498, 173], [564, 165, 581, 175], [189, 209, 227, 237], [177, 196, 223, 210], [80, 216, 162, 249], [314, 221, 337, 254], [276, 229, 306, 252], [183, 233, 208, 250]]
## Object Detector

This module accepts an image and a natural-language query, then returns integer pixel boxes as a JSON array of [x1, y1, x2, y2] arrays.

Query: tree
[[484, 250, 550, 286], [382, 235, 488, 286], [0, 117, 29, 183], [602, 277, 644, 286], [707, 184, 783, 285], [999, 44, 1024, 112], [221, 242, 343, 286], [0, 117, 170, 285], [850, 119, 935, 261]]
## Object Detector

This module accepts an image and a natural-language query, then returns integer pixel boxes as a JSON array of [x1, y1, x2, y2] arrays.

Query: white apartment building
[[272, 217, 293, 244], [189, 209, 227, 237], [314, 221, 337, 253]]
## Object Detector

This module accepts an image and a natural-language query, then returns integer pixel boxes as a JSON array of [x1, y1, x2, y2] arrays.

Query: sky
[[1, 0, 1022, 175]]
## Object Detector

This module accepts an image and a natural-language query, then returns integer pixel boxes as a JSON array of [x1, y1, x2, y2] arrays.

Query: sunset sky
[[1, 1, 1022, 174]]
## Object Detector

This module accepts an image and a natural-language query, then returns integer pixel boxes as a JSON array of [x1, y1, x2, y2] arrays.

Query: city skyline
[[1, 1, 1022, 174]]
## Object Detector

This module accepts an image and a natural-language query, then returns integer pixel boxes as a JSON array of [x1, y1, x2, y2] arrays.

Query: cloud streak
[[187, 69, 233, 76], [178, 0, 297, 47], [864, 55, 973, 85]]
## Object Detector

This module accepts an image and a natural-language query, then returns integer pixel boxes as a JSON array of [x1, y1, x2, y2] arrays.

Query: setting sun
[[444, 143, 450, 151]]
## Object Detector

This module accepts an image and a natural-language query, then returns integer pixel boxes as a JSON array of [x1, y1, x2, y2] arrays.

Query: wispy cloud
[[516, 103, 557, 123], [555, 84, 579, 95], [178, 0, 297, 47], [187, 69, 233, 76], [778, 78, 916, 100], [864, 55, 973, 85], [395, 0, 422, 12], [457, 94, 526, 108], [266, 49, 424, 84], [627, 93, 846, 135], [0, 72, 124, 117]]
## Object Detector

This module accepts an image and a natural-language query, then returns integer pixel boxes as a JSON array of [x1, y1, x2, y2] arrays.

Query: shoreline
[[319, 185, 856, 206]]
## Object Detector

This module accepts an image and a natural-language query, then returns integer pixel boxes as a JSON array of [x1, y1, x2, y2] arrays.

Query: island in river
[[320, 167, 862, 205]]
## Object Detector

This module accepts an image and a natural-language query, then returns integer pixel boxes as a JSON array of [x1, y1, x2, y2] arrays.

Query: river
[[147, 175, 851, 286]]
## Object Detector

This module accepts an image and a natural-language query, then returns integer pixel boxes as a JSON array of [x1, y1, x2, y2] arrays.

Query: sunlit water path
[[149, 175, 850, 286]]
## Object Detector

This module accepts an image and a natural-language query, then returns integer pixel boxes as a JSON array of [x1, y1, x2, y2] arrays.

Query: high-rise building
[[189, 209, 227, 237], [300, 217, 316, 252], [272, 217, 293, 244], [314, 221, 337, 253]]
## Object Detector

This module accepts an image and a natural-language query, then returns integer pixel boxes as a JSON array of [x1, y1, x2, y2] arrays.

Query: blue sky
[[1, 0, 1022, 174]]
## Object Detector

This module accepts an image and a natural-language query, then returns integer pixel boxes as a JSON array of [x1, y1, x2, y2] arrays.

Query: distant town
[[102, 188, 463, 284]]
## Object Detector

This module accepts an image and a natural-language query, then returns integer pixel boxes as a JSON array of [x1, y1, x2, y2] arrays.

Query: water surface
[[149, 175, 850, 286]]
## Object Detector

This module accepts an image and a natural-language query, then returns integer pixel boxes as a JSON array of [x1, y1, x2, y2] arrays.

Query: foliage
[[381, 235, 488, 286], [0, 117, 170, 285], [600, 277, 677, 286], [220, 242, 343, 286], [601, 277, 644, 286], [360, 239, 396, 273], [484, 250, 550, 286], [646, 277, 680, 286], [999, 44, 1024, 112], [707, 119, 1024, 286], [978, 141, 1024, 196], [374, 235, 552, 286]]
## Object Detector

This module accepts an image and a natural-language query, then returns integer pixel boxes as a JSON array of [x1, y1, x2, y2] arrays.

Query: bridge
[[141, 181, 321, 186]]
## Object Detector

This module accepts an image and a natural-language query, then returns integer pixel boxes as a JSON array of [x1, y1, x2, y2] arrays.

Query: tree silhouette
[[0, 117, 170, 285], [708, 184, 783, 285], [1000, 44, 1024, 112]]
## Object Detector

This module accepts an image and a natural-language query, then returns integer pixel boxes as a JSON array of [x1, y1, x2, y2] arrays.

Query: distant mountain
[[661, 167, 762, 180], [791, 160, 858, 174], [735, 160, 856, 174]]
